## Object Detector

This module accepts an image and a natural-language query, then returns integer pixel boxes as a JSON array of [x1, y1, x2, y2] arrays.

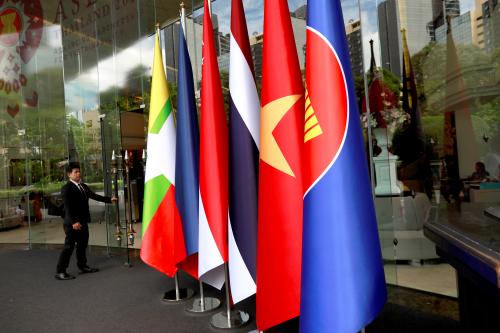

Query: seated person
[[468, 161, 490, 182], [459, 161, 490, 201]]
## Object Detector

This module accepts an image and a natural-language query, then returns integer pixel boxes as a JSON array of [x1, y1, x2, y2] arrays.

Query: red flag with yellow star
[[256, 0, 304, 330]]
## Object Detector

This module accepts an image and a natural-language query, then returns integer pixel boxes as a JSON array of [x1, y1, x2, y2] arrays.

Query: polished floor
[[388, 262, 457, 297], [0, 247, 460, 333], [0, 213, 458, 298]]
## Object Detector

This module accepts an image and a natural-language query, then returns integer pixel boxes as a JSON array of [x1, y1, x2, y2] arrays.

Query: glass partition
[[0, 3, 67, 247], [0, 0, 188, 252], [2, 0, 498, 300], [363, 0, 500, 297]]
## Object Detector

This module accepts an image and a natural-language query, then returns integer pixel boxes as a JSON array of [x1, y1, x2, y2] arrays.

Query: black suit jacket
[[61, 181, 111, 226]]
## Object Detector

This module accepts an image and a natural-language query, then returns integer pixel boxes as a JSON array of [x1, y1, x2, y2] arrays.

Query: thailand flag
[[228, 0, 259, 304], [300, 1, 387, 332]]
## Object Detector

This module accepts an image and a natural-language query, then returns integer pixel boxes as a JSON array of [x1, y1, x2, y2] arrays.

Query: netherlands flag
[[300, 1, 387, 332], [228, 0, 259, 304]]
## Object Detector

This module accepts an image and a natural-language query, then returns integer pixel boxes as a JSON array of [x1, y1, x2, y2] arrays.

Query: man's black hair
[[66, 162, 81, 174]]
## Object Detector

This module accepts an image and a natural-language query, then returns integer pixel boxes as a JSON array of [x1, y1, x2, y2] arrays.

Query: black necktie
[[78, 184, 87, 199]]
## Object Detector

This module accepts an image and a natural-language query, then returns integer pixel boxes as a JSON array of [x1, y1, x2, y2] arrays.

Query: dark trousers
[[56, 224, 89, 273]]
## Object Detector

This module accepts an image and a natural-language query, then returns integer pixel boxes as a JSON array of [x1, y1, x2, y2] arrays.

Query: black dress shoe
[[55, 272, 75, 280], [79, 267, 99, 274]]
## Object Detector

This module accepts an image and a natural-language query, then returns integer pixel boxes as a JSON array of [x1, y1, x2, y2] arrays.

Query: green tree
[[355, 68, 401, 112]]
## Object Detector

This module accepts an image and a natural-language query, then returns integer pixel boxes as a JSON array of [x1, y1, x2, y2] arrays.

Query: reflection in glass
[[0, 0, 497, 300]]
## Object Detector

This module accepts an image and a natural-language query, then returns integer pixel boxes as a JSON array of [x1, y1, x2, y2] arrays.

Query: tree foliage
[[411, 41, 500, 158]]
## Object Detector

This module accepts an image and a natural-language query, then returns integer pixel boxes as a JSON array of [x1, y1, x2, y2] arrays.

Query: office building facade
[[346, 19, 364, 78], [427, 0, 461, 41]]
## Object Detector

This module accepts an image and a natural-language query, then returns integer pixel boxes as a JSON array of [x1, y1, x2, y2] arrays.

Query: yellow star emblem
[[1, 12, 18, 35], [260, 94, 301, 177]]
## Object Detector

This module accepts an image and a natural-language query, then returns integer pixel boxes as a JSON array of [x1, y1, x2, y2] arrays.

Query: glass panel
[[58, 0, 108, 250], [375, 0, 442, 292], [5, 0, 495, 301], [366, 0, 500, 297], [0, 2, 67, 248], [98, 0, 185, 253], [0, 0, 185, 256], [357, 0, 399, 285]]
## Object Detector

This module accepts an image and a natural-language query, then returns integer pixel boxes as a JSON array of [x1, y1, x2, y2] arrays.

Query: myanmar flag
[[140, 29, 188, 277]]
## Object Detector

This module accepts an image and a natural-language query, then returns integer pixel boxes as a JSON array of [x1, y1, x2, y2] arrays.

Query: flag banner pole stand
[[110, 151, 124, 249], [124, 151, 138, 263], [186, 280, 221, 313], [122, 151, 133, 267], [210, 263, 250, 329], [162, 272, 194, 303]]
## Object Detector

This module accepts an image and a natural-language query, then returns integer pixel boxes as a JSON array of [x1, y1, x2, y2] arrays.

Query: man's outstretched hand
[[72, 222, 82, 230]]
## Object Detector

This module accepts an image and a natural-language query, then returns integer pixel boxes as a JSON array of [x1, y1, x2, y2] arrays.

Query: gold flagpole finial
[[179, 2, 186, 31]]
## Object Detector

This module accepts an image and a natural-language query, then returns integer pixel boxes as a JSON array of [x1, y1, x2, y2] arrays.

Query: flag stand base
[[161, 288, 194, 303], [210, 310, 250, 329], [185, 296, 221, 313]]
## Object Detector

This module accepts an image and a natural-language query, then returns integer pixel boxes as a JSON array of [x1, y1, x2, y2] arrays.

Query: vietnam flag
[[257, 0, 304, 330], [140, 29, 187, 277]]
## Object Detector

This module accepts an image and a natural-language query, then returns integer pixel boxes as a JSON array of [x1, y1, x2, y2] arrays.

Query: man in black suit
[[55, 162, 116, 280]]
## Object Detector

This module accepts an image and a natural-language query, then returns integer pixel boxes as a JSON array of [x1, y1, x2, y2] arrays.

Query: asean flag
[[257, 0, 303, 330], [300, 1, 387, 332]]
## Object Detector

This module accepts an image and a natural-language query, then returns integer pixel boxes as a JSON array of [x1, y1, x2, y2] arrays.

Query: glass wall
[[363, 0, 500, 297], [1, 0, 499, 299], [0, 0, 191, 251]]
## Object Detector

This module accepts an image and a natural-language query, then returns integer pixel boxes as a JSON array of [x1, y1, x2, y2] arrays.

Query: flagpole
[[175, 273, 180, 300], [358, 1, 376, 198], [207, 0, 247, 325], [186, 278, 221, 312], [176, 3, 219, 311], [225, 263, 231, 326], [199, 280, 205, 310], [210, 263, 249, 329], [162, 270, 195, 302], [147, 21, 193, 303], [180, 1, 187, 32]]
